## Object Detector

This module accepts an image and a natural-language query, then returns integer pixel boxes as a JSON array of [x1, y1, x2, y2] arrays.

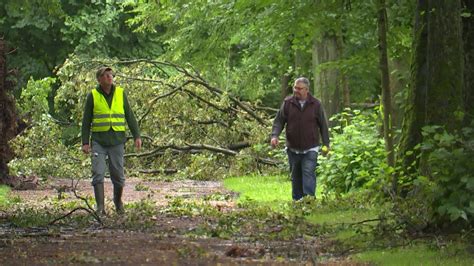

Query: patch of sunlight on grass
[[223, 175, 292, 207], [353, 242, 474, 266], [0, 185, 11, 206]]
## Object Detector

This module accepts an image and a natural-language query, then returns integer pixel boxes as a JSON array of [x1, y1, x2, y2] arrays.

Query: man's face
[[98, 71, 114, 86], [293, 81, 309, 99]]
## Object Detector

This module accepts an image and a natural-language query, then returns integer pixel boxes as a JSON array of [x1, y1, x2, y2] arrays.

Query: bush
[[318, 108, 388, 194], [8, 114, 89, 180], [420, 124, 474, 222]]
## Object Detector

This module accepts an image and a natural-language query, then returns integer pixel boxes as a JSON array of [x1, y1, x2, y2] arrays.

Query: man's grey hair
[[294, 77, 310, 89]]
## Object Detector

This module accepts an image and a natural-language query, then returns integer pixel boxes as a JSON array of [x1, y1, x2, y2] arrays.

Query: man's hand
[[82, 144, 91, 154], [135, 138, 142, 151], [321, 145, 330, 157], [270, 137, 279, 148]]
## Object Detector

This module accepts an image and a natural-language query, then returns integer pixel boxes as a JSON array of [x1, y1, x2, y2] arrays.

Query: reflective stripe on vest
[[91, 86, 126, 132]]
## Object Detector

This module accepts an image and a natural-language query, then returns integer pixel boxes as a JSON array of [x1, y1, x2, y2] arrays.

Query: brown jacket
[[271, 94, 330, 150]]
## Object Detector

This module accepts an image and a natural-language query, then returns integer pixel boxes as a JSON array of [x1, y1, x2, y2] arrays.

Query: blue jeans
[[287, 150, 318, 200]]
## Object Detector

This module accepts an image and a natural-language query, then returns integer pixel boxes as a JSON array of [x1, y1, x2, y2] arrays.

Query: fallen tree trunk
[[125, 142, 281, 167]]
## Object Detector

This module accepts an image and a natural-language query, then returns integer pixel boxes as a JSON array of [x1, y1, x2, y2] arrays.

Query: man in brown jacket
[[271, 77, 330, 200]]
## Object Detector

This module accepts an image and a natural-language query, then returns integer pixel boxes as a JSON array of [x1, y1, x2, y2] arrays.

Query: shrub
[[421, 124, 474, 222], [318, 108, 388, 194]]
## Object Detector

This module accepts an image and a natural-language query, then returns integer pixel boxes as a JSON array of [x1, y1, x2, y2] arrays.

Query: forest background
[[1, 1, 474, 262]]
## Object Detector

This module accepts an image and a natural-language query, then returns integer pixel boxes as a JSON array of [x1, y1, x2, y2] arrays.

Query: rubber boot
[[113, 186, 125, 214], [93, 183, 106, 216]]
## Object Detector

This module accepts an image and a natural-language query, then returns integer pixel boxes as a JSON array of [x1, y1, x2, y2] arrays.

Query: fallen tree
[[9, 56, 285, 180]]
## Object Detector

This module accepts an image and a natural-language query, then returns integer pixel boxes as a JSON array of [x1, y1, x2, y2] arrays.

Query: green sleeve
[[81, 93, 93, 145], [123, 92, 141, 139]]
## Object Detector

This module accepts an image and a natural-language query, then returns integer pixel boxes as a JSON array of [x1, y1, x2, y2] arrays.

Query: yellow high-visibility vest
[[91, 86, 126, 132]]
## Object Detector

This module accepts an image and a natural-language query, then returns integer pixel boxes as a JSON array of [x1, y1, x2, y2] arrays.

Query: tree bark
[[399, 0, 464, 170], [463, 0, 474, 121], [377, 0, 395, 177], [280, 73, 291, 101], [0, 39, 17, 183], [312, 34, 341, 121]]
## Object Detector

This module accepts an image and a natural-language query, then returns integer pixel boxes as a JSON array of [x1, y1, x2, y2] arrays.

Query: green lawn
[[223, 175, 474, 265], [0, 185, 11, 206], [223, 174, 375, 224], [354, 243, 474, 266], [223, 174, 292, 205]]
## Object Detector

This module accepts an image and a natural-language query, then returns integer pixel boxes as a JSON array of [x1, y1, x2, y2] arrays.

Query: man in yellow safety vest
[[81, 66, 141, 215]]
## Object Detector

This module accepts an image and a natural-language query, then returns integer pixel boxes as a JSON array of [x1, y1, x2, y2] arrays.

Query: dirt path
[[0, 178, 359, 265], [10, 177, 234, 206]]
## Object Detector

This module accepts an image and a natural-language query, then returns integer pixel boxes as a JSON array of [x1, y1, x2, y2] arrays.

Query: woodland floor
[[0, 178, 363, 265]]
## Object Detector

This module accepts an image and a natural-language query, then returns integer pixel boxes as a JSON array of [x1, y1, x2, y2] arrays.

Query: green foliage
[[9, 114, 89, 180], [420, 125, 474, 222], [318, 108, 389, 194], [18, 77, 56, 120], [0, 185, 11, 206], [124, 0, 414, 104], [1, 0, 164, 94], [115, 199, 158, 230], [53, 57, 277, 179], [161, 197, 220, 218], [183, 153, 227, 180]]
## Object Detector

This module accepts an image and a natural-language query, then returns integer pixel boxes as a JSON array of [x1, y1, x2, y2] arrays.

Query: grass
[[224, 174, 376, 224], [223, 174, 292, 206], [223, 174, 474, 265], [353, 242, 474, 266], [0, 185, 11, 206]]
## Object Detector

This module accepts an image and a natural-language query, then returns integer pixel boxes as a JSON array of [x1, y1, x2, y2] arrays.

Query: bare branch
[[71, 179, 102, 225], [139, 169, 178, 175], [48, 207, 95, 226], [125, 142, 281, 167], [187, 80, 268, 126], [138, 86, 182, 124]]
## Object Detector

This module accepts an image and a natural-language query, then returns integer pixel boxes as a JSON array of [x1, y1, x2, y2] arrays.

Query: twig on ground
[[70, 179, 102, 225], [48, 207, 96, 226]]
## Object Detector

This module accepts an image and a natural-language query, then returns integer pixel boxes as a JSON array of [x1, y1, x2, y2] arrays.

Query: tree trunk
[[463, 0, 474, 121], [399, 0, 464, 170], [336, 33, 350, 108], [280, 73, 291, 100], [312, 34, 341, 121], [312, 37, 322, 100], [0, 39, 17, 182], [280, 39, 294, 102], [377, 0, 395, 183], [342, 72, 350, 108]]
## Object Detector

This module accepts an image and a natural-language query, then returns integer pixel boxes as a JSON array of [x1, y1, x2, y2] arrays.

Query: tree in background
[[463, 0, 474, 121], [0, 0, 164, 112], [377, 0, 395, 190], [399, 0, 464, 171], [125, 0, 413, 111], [0, 39, 17, 183], [396, 0, 474, 224]]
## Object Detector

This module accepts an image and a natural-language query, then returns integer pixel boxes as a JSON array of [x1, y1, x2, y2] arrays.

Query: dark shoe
[[93, 183, 106, 216], [113, 186, 125, 214]]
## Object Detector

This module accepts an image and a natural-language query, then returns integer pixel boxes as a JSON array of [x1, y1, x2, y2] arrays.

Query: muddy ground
[[0, 178, 362, 265]]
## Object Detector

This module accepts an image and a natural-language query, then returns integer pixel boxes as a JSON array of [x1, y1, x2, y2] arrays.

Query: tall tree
[[377, 0, 395, 188], [0, 39, 17, 182], [463, 0, 474, 121], [399, 0, 464, 170]]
